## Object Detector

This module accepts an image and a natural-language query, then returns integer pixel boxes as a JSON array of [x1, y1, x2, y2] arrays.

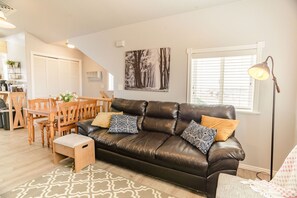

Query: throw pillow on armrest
[[181, 120, 217, 155], [108, 115, 138, 134], [91, 112, 123, 128], [201, 115, 239, 142]]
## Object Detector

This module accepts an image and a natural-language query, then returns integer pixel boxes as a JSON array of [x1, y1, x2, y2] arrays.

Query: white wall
[[70, 0, 297, 171], [25, 33, 84, 98], [5, 33, 26, 81], [82, 54, 109, 97], [3, 33, 110, 99]]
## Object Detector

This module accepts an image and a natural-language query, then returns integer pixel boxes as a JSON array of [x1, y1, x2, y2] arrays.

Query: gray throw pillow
[[108, 115, 138, 134], [181, 120, 216, 154]]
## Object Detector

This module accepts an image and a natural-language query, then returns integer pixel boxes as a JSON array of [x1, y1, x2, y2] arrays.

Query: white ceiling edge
[[0, 0, 242, 43]]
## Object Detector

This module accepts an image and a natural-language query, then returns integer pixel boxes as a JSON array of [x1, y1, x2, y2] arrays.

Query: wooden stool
[[53, 134, 95, 172]]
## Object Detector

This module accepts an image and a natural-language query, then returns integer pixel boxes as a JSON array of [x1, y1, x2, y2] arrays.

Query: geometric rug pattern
[[1, 163, 175, 198]]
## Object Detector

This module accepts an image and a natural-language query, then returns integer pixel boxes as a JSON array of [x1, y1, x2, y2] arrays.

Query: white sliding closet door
[[46, 58, 60, 97], [32, 54, 81, 98], [58, 60, 80, 95], [69, 61, 80, 94], [32, 56, 48, 98]]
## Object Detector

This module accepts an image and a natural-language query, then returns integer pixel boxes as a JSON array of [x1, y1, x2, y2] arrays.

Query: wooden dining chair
[[53, 101, 79, 137], [49, 97, 58, 108], [27, 98, 56, 147], [78, 99, 97, 121]]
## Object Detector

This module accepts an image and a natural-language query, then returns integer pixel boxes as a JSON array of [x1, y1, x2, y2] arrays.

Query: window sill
[[236, 110, 260, 115]]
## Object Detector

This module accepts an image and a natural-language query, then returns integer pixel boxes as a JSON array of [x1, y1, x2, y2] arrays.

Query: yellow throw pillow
[[91, 112, 123, 128], [201, 115, 239, 142]]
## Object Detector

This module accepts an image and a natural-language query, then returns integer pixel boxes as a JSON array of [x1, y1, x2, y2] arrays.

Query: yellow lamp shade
[[248, 62, 270, 80]]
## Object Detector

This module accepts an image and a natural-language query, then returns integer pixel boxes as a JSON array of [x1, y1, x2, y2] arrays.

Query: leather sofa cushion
[[155, 136, 208, 177], [111, 98, 147, 130], [116, 131, 170, 161], [111, 98, 147, 116], [145, 101, 178, 119], [143, 117, 176, 135], [143, 101, 178, 135], [175, 103, 236, 135], [88, 129, 130, 151]]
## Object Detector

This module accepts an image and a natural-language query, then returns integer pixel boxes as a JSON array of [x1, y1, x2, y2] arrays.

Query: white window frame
[[108, 72, 114, 91], [186, 42, 265, 113]]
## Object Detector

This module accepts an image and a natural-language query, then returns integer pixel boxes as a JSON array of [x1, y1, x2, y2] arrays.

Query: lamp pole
[[267, 56, 280, 181], [270, 80, 276, 180], [248, 55, 280, 181]]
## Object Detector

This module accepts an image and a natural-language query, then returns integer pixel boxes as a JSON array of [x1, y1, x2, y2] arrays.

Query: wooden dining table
[[25, 97, 112, 148], [25, 105, 58, 148]]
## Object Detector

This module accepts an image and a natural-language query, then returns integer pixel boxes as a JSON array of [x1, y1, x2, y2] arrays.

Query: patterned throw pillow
[[181, 120, 217, 155], [108, 115, 138, 134], [201, 115, 239, 142]]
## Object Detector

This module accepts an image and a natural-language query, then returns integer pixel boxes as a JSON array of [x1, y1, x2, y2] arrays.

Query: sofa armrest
[[77, 119, 100, 136], [208, 136, 245, 165]]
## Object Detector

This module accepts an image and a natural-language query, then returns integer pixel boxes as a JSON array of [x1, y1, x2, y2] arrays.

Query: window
[[108, 72, 114, 91], [187, 42, 264, 111]]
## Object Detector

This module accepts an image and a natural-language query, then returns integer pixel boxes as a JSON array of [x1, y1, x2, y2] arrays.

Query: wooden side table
[[0, 91, 26, 131], [53, 134, 95, 172]]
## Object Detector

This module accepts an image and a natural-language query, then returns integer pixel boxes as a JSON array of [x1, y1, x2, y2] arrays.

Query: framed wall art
[[125, 47, 170, 92]]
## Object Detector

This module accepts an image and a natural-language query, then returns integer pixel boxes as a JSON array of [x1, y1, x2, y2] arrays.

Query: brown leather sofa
[[77, 98, 245, 198]]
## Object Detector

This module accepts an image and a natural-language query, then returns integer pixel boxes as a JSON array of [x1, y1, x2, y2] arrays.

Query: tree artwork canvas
[[125, 47, 170, 92]]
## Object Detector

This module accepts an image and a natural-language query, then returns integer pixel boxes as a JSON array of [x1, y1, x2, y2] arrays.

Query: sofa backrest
[[110, 98, 148, 129], [175, 103, 236, 135], [142, 101, 179, 135], [110, 98, 237, 136]]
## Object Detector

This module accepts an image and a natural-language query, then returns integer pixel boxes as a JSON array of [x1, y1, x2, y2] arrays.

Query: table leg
[[49, 113, 55, 149], [27, 113, 33, 145], [33, 126, 35, 142]]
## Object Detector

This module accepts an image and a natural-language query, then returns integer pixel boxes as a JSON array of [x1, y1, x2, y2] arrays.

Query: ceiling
[[0, 0, 241, 43]]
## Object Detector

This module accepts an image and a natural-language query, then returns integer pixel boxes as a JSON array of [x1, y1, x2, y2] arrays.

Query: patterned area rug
[[1, 163, 175, 198]]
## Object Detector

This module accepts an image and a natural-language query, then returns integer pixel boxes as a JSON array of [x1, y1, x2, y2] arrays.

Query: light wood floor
[[0, 128, 268, 197]]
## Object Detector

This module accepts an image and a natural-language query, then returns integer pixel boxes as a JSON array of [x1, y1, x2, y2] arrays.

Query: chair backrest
[[49, 98, 58, 108], [78, 99, 97, 120], [28, 98, 55, 119], [77, 96, 112, 113], [98, 99, 112, 113], [57, 101, 79, 127], [28, 98, 52, 109]]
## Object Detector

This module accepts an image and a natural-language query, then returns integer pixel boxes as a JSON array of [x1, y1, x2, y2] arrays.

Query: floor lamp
[[248, 56, 280, 180]]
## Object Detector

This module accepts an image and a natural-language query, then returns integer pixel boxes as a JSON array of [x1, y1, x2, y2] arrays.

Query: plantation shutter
[[190, 50, 257, 111]]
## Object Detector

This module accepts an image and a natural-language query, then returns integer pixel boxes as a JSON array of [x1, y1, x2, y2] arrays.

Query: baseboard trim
[[238, 162, 277, 174], [239, 163, 268, 173]]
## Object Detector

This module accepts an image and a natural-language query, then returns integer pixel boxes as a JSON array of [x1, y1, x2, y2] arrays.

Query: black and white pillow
[[181, 120, 217, 154], [108, 115, 138, 134]]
